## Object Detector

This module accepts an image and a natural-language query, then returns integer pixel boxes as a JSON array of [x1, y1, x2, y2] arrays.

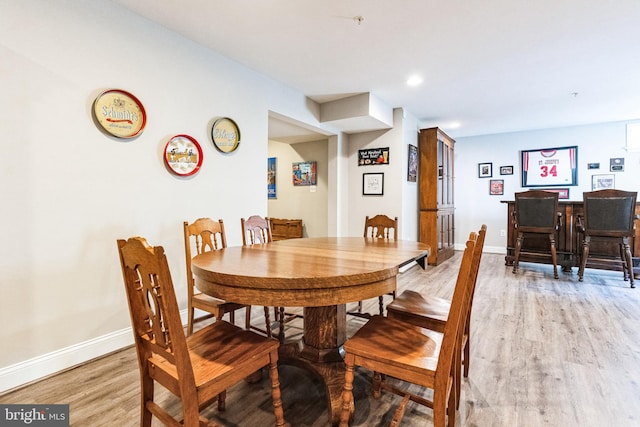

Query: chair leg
[[579, 236, 590, 282], [339, 353, 356, 427], [378, 295, 385, 315], [549, 233, 559, 279], [267, 352, 286, 427], [513, 232, 523, 274], [187, 306, 195, 336], [622, 238, 635, 288]]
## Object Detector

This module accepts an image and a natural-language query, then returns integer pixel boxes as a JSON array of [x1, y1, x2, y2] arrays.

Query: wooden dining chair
[[386, 224, 486, 408], [184, 218, 247, 335], [577, 189, 638, 287], [512, 190, 561, 278], [241, 215, 300, 342], [339, 235, 478, 427], [348, 214, 399, 318], [117, 236, 285, 427]]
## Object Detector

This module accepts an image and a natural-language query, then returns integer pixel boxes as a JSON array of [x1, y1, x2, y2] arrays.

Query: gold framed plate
[[93, 89, 146, 139], [164, 134, 203, 176], [211, 117, 240, 153]]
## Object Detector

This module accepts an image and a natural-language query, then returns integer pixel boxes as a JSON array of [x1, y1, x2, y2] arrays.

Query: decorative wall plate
[[211, 117, 240, 153], [92, 89, 146, 138], [163, 134, 203, 176]]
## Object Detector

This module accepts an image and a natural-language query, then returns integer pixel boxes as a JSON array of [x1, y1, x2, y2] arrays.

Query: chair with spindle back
[[241, 215, 300, 342], [117, 236, 285, 427], [184, 218, 247, 335], [339, 233, 478, 427], [348, 214, 399, 318]]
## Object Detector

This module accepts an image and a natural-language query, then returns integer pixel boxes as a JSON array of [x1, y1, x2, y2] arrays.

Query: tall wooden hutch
[[419, 127, 455, 265]]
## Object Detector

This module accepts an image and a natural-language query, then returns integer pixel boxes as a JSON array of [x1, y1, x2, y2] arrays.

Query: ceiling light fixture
[[407, 75, 423, 86], [353, 16, 364, 25]]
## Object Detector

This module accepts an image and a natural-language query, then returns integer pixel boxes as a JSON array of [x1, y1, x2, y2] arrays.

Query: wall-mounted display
[[499, 165, 514, 175], [610, 158, 624, 172], [540, 188, 570, 199], [292, 161, 317, 186], [489, 179, 504, 195], [268, 157, 277, 199], [592, 174, 615, 190], [92, 89, 146, 138], [358, 147, 389, 165], [363, 172, 384, 195], [478, 162, 492, 178], [211, 117, 240, 153], [163, 134, 203, 176], [521, 146, 578, 187], [407, 144, 418, 182]]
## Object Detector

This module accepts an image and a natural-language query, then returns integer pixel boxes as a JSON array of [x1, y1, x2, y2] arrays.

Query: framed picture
[[489, 179, 504, 195], [267, 157, 276, 199], [478, 162, 492, 178], [358, 147, 389, 166], [592, 174, 615, 190], [363, 172, 384, 195], [500, 165, 514, 175], [521, 146, 578, 187], [540, 188, 570, 199], [407, 144, 418, 182], [292, 161, 317, 186]]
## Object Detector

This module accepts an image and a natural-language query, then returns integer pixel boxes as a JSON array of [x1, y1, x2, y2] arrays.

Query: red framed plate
[[92, 89, 146, 138], [163, 134, 203, 176]]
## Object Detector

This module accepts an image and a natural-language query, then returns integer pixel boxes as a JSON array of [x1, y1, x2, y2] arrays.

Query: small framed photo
[[489, 179, 504, 195], [592, 174, 615, 190], [478, 162, 493, 178], [500, 165, 514, 175], [407, 144, 418, 182], [541, 188, 570, 199], [363, 172, 384, 196]]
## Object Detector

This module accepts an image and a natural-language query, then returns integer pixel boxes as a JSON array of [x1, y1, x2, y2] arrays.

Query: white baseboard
[[0, 328, 133, 394], [0, 309, 192, 394]]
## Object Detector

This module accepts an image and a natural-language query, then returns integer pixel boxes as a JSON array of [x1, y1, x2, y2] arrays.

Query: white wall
[[455, 121, 640, 253], [267, 140, 329, 237], [0, 0, 345, 391], [346, 108, 418, 237]]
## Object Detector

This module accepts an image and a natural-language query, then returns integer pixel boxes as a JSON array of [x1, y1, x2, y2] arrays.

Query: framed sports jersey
[[521, 146, 578, 187]]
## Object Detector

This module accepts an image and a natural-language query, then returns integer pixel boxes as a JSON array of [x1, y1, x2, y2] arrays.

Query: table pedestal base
[[278, 304, 348, 426]]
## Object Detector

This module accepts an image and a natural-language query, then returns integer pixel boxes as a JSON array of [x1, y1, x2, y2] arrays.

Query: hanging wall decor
[[292, 161, 317, 186], [358, 147, 389, 165], [521, 146, 578, 187], [92, 89, 146, 139], [163, 134, 203, 176], [211, 117, 241, 153]]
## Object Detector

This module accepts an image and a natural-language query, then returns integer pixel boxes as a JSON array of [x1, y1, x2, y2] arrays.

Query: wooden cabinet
[[270, 218, 303, 240], [502, 200, 640, 271], [419, 127, 455, 265]]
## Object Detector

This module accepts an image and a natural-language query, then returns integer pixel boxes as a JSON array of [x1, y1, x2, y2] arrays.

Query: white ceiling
[[110, 0, 640, 140]]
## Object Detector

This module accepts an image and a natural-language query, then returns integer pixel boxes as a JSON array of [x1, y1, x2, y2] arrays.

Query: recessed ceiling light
[[407, 75, 423, 86], [448, 121, 461, 129]]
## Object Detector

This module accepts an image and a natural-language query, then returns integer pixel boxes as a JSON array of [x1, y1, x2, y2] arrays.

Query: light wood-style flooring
[[3, 252, 640, 426]]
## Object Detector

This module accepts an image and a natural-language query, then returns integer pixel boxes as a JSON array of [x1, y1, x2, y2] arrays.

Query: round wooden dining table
[[191, 237, 430, 425]]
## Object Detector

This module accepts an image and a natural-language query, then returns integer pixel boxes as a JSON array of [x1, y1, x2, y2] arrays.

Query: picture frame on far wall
[[363, 172, 384, 196], [592, 174, 615, 191], [489, 179, 504, 195], [478, 162, 493, 178], [500, 165, 514, 175], [540, 188, 570, 199], [407, 144, 418, 182], [521, 145, 578, 187]]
